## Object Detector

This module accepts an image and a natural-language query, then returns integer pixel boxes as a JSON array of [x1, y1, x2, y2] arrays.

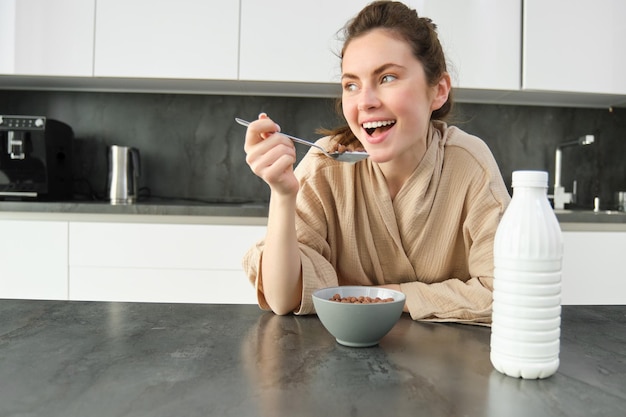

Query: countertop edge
[[1, 202, 625, 230], [3, 212, 626, 231], [0, 211, 268, 226], [559, 222, 626, 232]]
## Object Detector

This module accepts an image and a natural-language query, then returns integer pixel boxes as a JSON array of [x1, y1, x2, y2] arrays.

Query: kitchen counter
[[1, 200, 626, 229], [554, 209, 626, 224], [1, 301, 624, 417], [0, 200, 269, 225], [0, 199, 269, 217]]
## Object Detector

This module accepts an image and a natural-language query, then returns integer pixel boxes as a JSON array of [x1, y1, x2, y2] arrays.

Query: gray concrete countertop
[[1, 201, 626, 229], [0, 200, 269, 225], [0, 301, 624, 417], [0, 199, 269, 217], [554, 209, 626, 224]]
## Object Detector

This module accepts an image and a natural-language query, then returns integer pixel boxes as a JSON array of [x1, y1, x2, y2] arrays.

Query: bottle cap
[[512, 170, 548, 188]]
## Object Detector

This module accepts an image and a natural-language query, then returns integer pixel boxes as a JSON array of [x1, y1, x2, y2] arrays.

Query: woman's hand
[[379, 284, 408, 313], [243, 113, 299, 197]]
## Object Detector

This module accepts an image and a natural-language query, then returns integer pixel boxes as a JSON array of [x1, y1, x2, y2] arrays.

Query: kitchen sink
[[554, 208, 626, 224]]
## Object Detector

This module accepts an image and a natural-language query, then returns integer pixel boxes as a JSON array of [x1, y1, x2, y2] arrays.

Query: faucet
[[552, 135, 595, 210]]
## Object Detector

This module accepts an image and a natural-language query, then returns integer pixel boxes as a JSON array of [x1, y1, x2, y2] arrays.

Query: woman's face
[[341, 29, 449, 165]]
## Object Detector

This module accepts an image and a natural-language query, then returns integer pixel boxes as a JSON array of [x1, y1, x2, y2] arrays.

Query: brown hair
[[319, 1, 454, 147]]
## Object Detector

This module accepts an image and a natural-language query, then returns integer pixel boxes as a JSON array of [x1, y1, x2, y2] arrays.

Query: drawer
[[69, 222, 266, 270], [70, 267, 257, 304]]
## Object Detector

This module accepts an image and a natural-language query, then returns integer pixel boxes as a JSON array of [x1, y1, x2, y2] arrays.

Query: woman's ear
[[430, 72, 451, 111]]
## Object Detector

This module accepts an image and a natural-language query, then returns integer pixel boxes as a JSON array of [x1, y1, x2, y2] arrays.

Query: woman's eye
[[343, 82, 358, 92], [381, 74, 397, 83]]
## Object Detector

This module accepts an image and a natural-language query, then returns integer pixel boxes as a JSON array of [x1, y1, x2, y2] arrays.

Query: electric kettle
[[107, 145, 140, 205]]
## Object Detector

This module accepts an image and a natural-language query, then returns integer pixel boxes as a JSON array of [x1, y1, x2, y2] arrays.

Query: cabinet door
[[0, 0, 94, 76], [70, 268, 257, 304], [561, 231, 626, 305], [409, 0, 521, 90], [94, 0, 239, 79], [69, 222, 266, 270], [0, 220, 68, 300], [69, 222, 266, 304], [523, 0, 626, 95], [239, 0, 371, 83], [240, 0, 521, 90]]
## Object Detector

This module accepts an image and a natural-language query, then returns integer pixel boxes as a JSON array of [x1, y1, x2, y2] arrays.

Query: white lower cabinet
[[0, 220, 68, 300], [2, 218, 624, 305], [68, 222, 266, 304], [561, 231, 626, 305], [70, 268, 255, 304]]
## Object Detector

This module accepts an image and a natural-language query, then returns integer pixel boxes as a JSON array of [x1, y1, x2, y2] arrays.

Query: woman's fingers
[[242, 114, 298, 195]]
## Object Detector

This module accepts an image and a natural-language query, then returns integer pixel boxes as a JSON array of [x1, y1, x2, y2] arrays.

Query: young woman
[[242, 1, 510, 325]]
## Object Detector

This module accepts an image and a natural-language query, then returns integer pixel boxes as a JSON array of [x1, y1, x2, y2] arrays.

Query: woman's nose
[[357, 87, 380, 111]]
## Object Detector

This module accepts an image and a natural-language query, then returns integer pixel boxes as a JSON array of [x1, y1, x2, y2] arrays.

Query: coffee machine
[[0, 115, 74, 200]]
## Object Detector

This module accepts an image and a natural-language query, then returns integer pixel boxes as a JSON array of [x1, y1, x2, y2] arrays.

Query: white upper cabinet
[[409, 0, 521, 91], [0, 0, 95, 76], [240, 0, 521, 90], [94, 0, 239, 79], [523, 0, 626, 95], [1, 0, 624, 106], [239, 0, 372, 83]]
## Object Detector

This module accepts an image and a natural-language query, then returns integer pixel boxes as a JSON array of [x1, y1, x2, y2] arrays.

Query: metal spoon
[[235, 118, 369, 163]]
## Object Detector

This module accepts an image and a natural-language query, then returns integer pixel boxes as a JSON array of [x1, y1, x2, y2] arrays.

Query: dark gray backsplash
[[1, 90, 625, 209]]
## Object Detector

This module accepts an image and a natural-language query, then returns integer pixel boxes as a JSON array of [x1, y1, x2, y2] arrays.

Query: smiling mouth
[[362, 120, 396, 136]]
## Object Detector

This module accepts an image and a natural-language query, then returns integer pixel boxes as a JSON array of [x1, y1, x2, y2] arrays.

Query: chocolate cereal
[[329, 293, 394, 304]]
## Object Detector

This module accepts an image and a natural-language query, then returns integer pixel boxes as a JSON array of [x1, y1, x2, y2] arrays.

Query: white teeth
[[362, 120, 396, 129]]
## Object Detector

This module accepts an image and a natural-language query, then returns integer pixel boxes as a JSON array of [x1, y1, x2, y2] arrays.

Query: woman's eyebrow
[[341, 63, 405, 81]]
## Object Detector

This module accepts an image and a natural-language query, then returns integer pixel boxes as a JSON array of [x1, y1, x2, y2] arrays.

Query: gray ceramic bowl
[[312, 286, 406, 347]]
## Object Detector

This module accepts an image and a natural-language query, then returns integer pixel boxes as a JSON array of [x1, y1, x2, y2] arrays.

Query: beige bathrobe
[[243, 121, 511, 325]]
